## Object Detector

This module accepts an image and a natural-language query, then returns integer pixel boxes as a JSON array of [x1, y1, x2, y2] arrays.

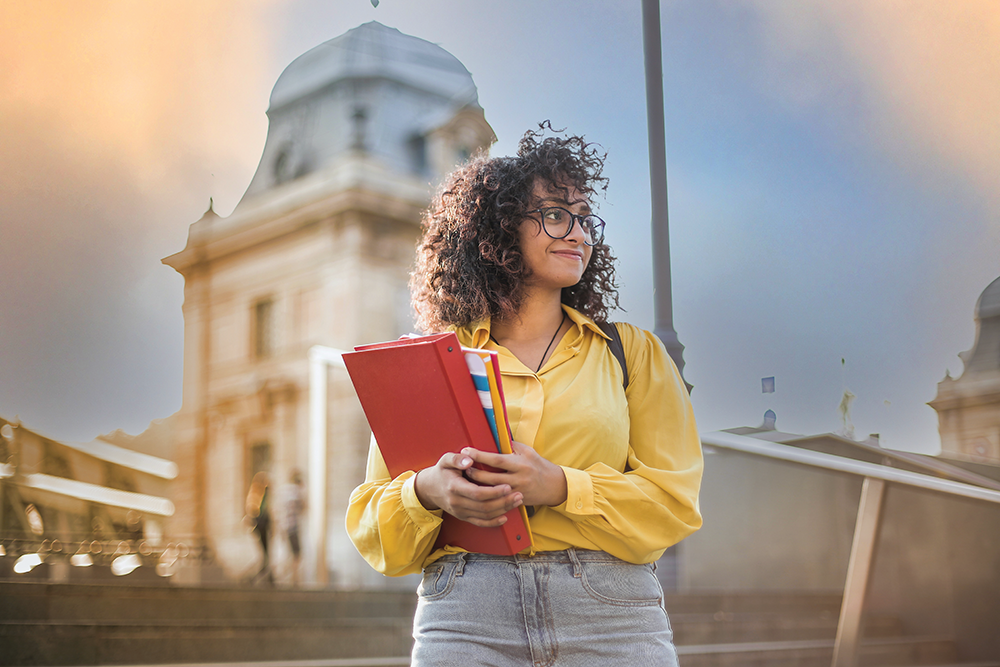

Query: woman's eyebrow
[[539, 197, 592, 212]]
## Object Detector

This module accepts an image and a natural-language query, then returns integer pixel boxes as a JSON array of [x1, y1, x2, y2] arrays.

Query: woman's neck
[[489, 288, 569, 372], [490, 291, 572, 380], [491, 287, 564, 343]]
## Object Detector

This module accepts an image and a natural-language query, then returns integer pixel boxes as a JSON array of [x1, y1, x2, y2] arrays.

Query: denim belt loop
[[567, 547, 583, 578], [455, 552, 467, 576]]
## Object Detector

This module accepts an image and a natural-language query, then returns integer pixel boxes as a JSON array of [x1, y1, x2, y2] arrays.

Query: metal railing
[[699, 430, 1000, 667]]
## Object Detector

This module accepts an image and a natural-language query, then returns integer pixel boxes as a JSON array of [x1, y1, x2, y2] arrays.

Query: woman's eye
[[544, 209, 565, 221]]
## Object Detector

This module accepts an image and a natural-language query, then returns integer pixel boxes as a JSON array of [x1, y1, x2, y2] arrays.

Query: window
[[247, 441, 271, 490], [409, 134, 427, 174], [253, 298, 274, 359]]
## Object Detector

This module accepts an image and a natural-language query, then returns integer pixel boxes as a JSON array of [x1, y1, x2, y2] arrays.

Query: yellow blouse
[[346, 305, 703, 576]]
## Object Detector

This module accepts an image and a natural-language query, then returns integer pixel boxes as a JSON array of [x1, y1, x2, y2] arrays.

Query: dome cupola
[[236, 21, 493, 210]]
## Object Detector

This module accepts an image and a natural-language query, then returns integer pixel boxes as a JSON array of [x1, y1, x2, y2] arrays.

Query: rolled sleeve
[[556, 465, 596, 517], [345, 439, 444, 576], [401, 474, 445, 528]]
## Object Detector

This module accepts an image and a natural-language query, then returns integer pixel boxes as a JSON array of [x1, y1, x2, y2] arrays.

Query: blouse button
[[576, 501, 583, 509]]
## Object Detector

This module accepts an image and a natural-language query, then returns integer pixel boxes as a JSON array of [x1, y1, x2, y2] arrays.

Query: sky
[[1, 1, 998, 455]]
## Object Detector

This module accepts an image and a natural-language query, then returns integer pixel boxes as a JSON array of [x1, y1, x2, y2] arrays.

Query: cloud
[[747, 0, 1000, 215], [1, 1, 273, 195], [0, 1, 276, 439]]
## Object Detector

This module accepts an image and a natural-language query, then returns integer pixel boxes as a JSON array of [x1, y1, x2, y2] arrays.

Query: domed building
[[162, 22, 495, 587], [238, 21, 489, 206], [930, 275, 1000, 465]]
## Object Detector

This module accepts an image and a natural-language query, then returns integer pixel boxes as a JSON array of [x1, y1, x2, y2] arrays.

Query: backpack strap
[[597, 321, 629, 391]]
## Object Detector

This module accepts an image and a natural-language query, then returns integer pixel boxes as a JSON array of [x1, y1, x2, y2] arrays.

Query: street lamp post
[[642, 0, 689, 388]]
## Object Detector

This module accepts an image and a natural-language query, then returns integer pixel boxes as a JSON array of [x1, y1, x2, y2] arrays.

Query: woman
[[347, 124, 703, 666]]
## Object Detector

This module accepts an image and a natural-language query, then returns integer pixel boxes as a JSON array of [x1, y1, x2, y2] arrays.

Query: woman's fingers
[[461, 443, 533, 482], [447, 479, 522, 512], [414, 450, 524, 523], [462, 447, 510, 470], [509, 440, 532, 455], [460, 514, 509, 528], [464, 467, 514, 487], [439, 451, 474, 471], [447, 491, 522, 524], [462, 441, 535, 468], [460, 442, 567, 508], [414, 452, 477, 511]]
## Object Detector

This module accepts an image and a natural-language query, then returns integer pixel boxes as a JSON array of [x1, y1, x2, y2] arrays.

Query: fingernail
[[514, 499, 523, 508], [498, 516, 507, 525], [461, 457, 471, 466]]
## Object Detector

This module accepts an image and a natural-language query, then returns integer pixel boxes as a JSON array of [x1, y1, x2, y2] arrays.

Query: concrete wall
[[682, 444, 1000, 659], [868, 485, 1000, 661], [682, 446, 860, 591]]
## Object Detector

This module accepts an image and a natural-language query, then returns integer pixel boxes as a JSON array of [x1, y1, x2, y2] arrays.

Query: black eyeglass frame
[[526, 207, 607, 246]]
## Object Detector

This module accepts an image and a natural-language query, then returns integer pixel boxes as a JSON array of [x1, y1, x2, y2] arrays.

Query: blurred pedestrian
[[245, 471, 273, 585], [279, 469, 306, 586]]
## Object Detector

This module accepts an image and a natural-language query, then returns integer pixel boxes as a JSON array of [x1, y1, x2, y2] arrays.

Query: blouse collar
[[459, 305, 611, 349]]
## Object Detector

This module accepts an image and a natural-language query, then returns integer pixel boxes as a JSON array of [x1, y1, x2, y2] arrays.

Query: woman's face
[[518, 179, 593, 292]]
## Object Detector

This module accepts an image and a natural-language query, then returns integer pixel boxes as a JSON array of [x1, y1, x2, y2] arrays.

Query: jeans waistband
[[435, 548, 629, 565]]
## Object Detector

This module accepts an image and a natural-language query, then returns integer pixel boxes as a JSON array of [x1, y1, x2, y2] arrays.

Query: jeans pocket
[[417, 560, 459, 601], [579, 561, 662, 607]]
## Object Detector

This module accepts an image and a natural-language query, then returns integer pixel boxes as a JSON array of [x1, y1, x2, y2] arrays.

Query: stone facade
[[930, 275, 1000, 466], [162, 22, 494, 587]]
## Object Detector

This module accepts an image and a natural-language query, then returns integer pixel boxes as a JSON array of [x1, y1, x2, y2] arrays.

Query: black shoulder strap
[[597, 321, 629, 391]]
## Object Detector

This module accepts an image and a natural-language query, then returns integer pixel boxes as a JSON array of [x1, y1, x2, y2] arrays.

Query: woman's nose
[[565, 217, 587, 243]]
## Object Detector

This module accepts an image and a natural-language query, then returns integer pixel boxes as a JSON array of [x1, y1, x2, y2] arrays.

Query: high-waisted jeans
[[412, 549, 679, 667]]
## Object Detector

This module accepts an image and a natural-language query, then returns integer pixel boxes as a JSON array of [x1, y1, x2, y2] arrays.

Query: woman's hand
[[414, 452, 524, 527], [463, 441, 569, 508]]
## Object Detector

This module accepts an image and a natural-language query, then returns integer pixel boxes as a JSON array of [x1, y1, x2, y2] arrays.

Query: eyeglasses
[[527, 207, 606, 246]]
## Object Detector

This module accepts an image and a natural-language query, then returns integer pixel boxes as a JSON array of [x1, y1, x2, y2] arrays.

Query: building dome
[[235, 22, 492, 210], [953, 274, 1000, 376], [269, 22, 478, 112], [975, 275, 1000, 320]]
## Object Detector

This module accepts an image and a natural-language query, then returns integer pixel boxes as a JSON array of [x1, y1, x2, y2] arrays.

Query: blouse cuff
[[401, 473, 444, 530], [557, 466, 595, 517]]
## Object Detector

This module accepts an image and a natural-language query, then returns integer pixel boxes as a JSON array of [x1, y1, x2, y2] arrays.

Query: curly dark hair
[[410, 123, 620, 333]]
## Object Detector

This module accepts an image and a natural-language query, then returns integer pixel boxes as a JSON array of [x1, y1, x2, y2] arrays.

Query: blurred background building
[[161, 21, 494, 587], [0, 416, 178, 582], [931, 275, 1000, 466]]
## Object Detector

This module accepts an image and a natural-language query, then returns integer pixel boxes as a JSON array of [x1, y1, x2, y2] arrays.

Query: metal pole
[[832, 476, 886, 667], [641, 0, 688, 386]]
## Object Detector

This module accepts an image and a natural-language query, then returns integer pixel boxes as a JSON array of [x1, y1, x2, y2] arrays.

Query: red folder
[[343, 332, 532, 555]]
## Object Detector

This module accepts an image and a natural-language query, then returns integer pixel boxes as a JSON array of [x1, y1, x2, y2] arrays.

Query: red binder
[[343, 332, 532, 555]]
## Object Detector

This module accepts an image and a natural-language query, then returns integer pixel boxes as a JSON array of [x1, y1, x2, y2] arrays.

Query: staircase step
[[665, 591, 842, 615], [1, 582, 980, 667], [675, 635, 963, 667], [0, 620, 413, 666], [858, 635, 958, 667], [0, 582, 417, 623], [671, 612, 837, 644], [670, 609, 905, 645], [71, 662, 413, 667], [676, 639, 835, 667]]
